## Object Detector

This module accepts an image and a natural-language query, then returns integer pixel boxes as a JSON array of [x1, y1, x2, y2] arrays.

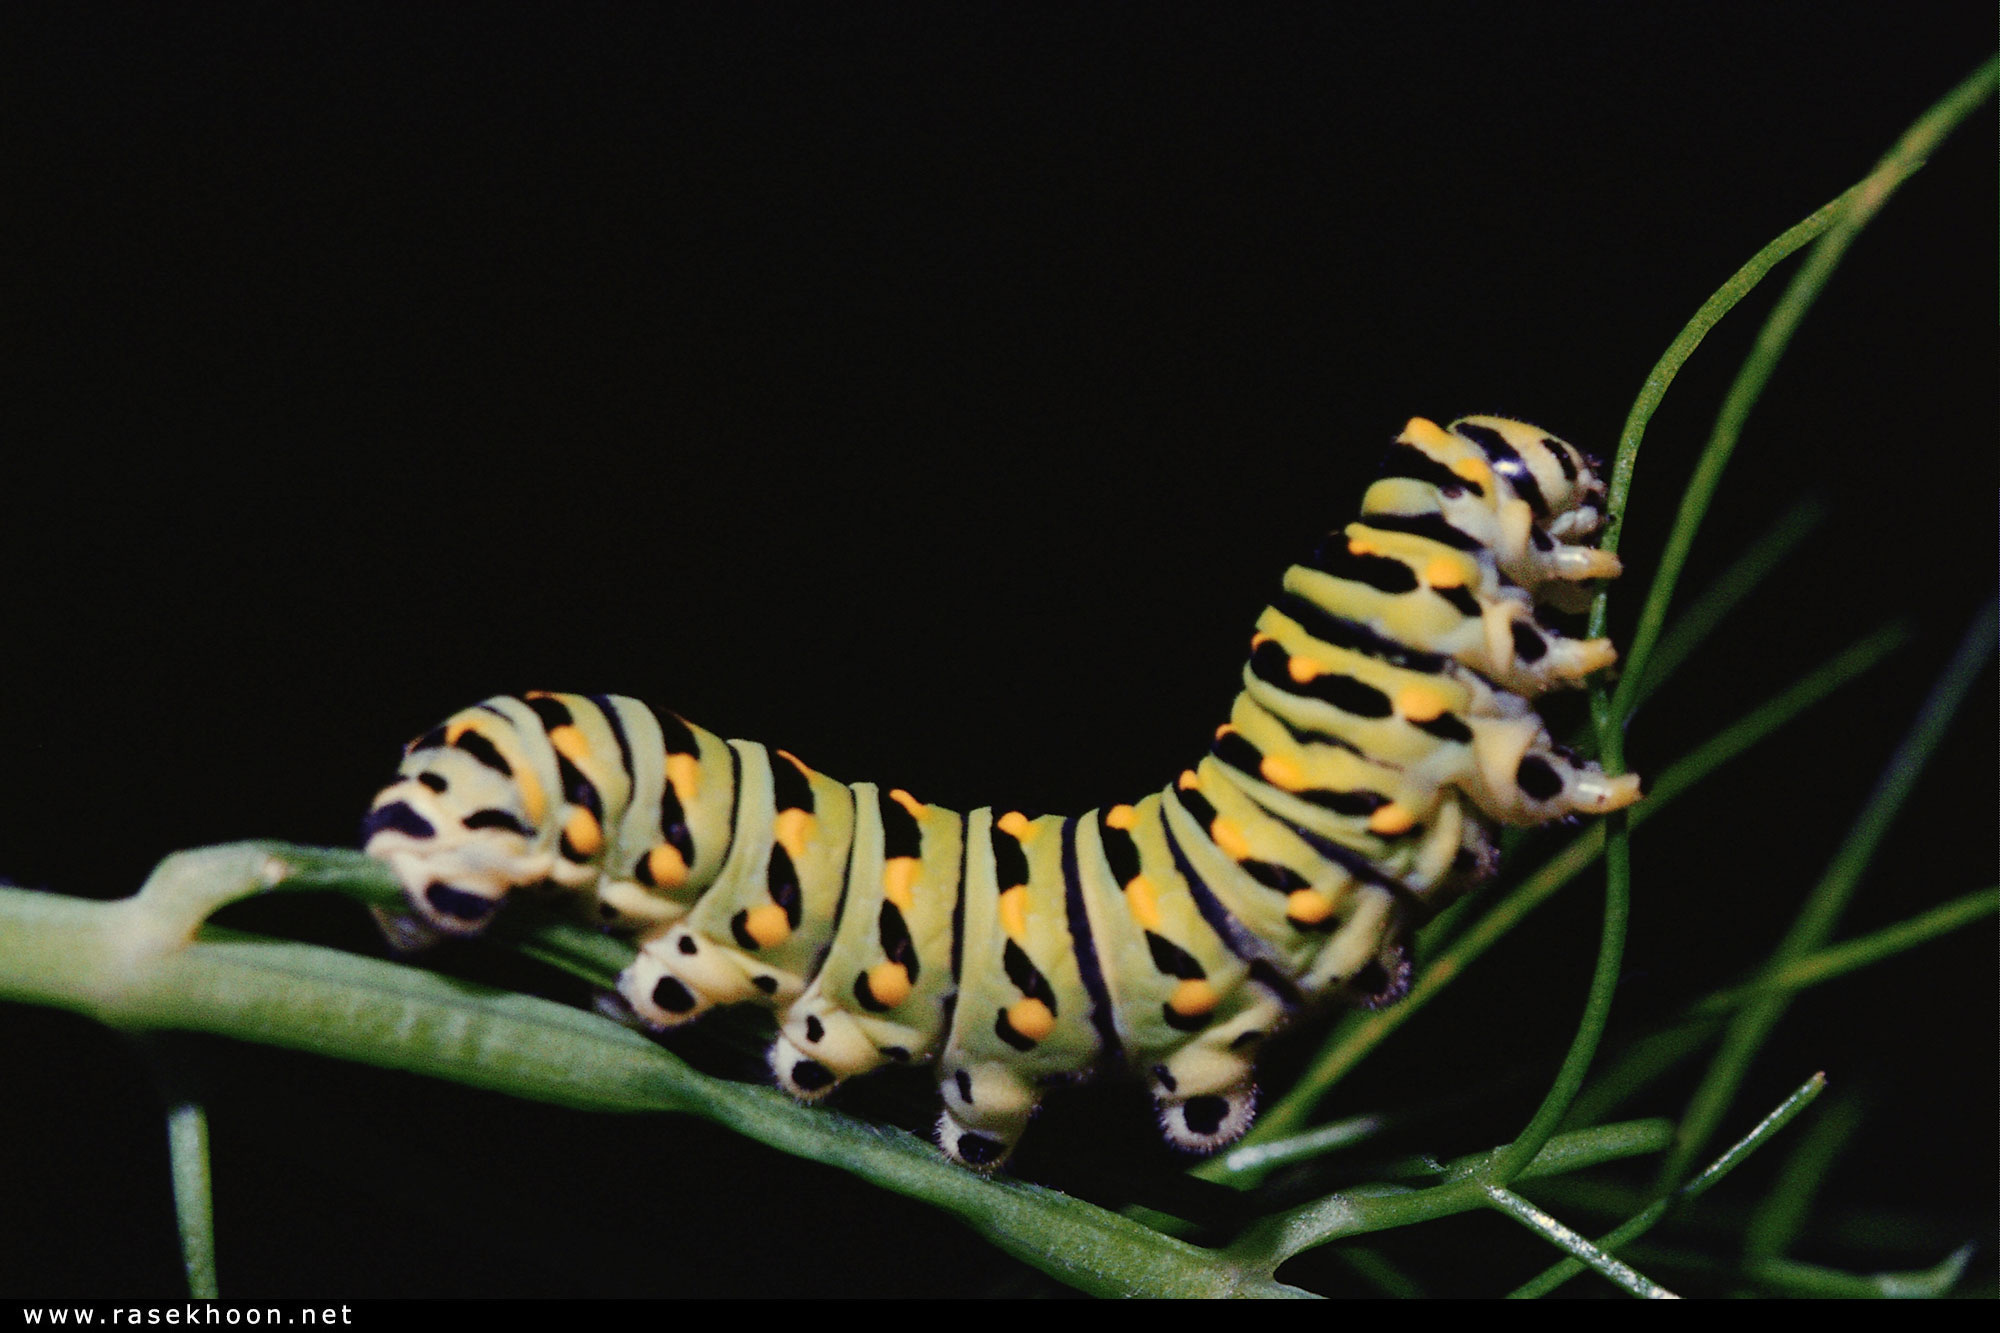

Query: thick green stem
[[0, 850, 1302, 1299]]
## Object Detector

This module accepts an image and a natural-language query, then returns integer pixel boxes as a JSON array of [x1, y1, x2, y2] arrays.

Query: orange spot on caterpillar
[[1368, 805, 1415, 836], [742, 903, 792, 949], [1124, 874, 1161, 930], [866, 961, 913, 1008], [564, 808, 604, 858], [1287, 889, 1334, 924], [646, 843, 689, 889], [1168, 978, 1219, 1017], [773, 807, 814, 860], [1006, 997, 1055, 1042], [998, 885, 1030, 941], [882, 856, 919, 909]]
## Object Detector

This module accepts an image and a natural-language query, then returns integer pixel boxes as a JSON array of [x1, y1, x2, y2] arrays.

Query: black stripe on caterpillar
[[362, 414, 1641, 1169]]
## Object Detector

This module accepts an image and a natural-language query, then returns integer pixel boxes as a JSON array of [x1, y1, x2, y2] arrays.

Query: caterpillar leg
[[1144, 990, 1284, 1153], [1464, 716, 1642, 824], [620, 922, 803, 1028], [1300, 884, 1406, 994], [1157, 1082, 1259, 1154], [934, 1061, 1041, 1170], [767, 991, 886, 1101], [1512, 516, 1622, 600], [1473, 592, 1619, 695]]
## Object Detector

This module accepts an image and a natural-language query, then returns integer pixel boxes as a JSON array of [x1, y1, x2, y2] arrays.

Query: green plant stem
[[1222, 1119, 1673, 1272], [164, 1095, 217, 1300], [1660, 602, 1996, 1185], [1512, 1073, 1825, 1298], [1692, 886, 1999, 1015], [0, 851, 1709, 1296], [1592, 198, 1853, 588], [1608, 53, 1999, 712], [1483, 1185, 1674, 1298], [0, 847, 1302, 1298], [1616, 1241, 1974, 1299], [1330, 1246, 1426, 1298], [1523, 1177, 1966, 1258], [143, 1047, 220, 1302], [1563, 883, 1998, 1129], [1744, 1087, 1865, 1264], [497, 912, 636, 986], [1206, 1113, 1391, 1177], [1481, 818, 1627, 1188]]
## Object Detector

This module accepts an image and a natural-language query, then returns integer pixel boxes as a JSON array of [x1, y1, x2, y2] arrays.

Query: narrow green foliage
[[153, 1060, 218, 1300], [1607, 53, 1999, 710], [1628, 496, 1826, 710], [1564, 885, 1997, 1132], [1479, 818, 1626, 1188], [1329, 1247, 1426, 1298], [1744, 1088, 1866, 1264], [1692, 885, 2000, 1016], [1483, 1185, 1675, 1298], [1617, 1241, 1974, 1298], [0, 856, 1302, 1298], [1661, 603, 1997, 1185], [1207, 1112, 1391, 1177], [1513, 1074, 1827, 1297], [1221, 1119, 1675, 1272]]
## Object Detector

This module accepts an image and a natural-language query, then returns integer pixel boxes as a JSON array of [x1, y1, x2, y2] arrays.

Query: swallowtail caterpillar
[[362, 415, 1640, 1169]]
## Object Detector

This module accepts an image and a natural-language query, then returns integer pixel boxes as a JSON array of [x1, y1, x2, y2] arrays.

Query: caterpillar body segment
[[362, 415, 1640, 1169], [768, 784, 965, 1100]]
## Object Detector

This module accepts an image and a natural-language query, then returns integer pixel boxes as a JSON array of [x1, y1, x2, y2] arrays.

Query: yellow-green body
[[363, 415, 1641, 1167]]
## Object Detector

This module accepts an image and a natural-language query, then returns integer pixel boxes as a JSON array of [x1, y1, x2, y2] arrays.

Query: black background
[[3, 3, 1993, 1298]]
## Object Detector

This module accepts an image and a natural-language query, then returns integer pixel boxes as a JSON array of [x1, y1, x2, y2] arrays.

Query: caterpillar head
[[1450, 415, 1608, 542]]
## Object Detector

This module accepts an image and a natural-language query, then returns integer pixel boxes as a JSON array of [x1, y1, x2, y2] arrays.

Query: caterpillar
[[362, 414, 1641, 1169]]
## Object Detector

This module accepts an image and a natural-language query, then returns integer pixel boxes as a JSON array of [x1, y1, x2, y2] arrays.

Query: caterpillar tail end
[[369, 904, 444, 954], [592, 988, 652, 1031]]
